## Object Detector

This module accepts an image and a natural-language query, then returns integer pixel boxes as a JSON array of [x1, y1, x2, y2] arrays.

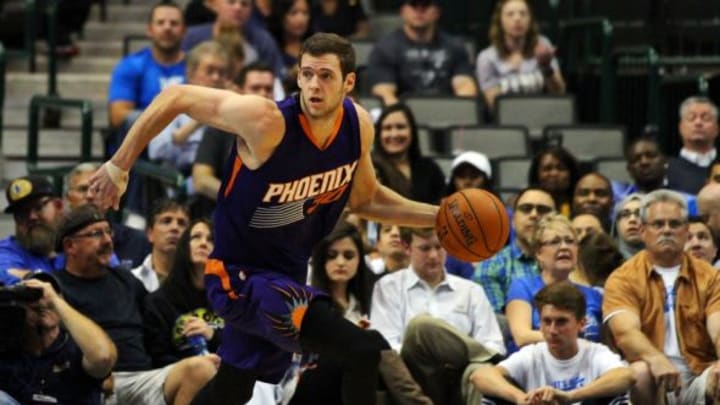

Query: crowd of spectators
[[3, 0, 720, 404]]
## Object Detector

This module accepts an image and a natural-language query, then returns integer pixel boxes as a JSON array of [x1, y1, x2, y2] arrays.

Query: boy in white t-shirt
[[469, 281, 634, 404]]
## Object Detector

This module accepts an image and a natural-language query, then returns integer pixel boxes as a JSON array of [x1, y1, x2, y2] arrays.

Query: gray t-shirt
[[475, 36, 559, 94]]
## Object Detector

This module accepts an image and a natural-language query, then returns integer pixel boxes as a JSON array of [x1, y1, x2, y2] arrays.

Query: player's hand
[[647, 354, 682, 397], [183, 316, 214, 340], [513, 392, 532, 405], [88, 161, 128, 211]]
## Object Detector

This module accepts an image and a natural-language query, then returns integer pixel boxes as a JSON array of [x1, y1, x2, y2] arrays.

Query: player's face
[[241, 71, 275, 99], [189, 222, 214, 269], [379, 111, 412, 156], [24, 296, 60, 332], [148, 209, 189, 255], [535, 224, 578, 275], [325, 237, 360, 285], [66, 171, 94, 210], [408, 233, 446, 285], [15, 197, 64, 257], [189, 54, 230, 89], [537, 154, 570, 193], [616, 199, 643, 245], [500, 0, 531, 39], [571, 214, 602, 241], [684, 222, 717, 264], [539, 304, 584, 359], [298, 53, 355, 119], [147, 6, 185, 53]]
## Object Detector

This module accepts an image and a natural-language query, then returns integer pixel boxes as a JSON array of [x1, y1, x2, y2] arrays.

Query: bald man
[[698, 183, 720, 239]]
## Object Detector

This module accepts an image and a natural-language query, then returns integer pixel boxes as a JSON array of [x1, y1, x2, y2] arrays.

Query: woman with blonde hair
[[505, 214, 602, 351]]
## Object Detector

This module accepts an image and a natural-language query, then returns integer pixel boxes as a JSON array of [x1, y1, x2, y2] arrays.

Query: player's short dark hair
[[148, 1, 183, 24], [512, 187, 554, 211], [234, 61, 275, 87], [688, 215, 718, 248], [299, 33, 355, 78], [533, 281, 586, 321], [624, 135, 660, 160], [147, 198, 189, 228]]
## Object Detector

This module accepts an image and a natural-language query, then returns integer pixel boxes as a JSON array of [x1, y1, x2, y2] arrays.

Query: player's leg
[[188, 362, 257, 405], [299, 298, 390, 405]]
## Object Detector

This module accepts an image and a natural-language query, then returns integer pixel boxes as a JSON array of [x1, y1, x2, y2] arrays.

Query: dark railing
[[28, 95, 93, 168]]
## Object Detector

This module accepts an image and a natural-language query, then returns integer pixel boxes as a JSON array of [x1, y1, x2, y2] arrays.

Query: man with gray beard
[[0, 175, 64, 285]]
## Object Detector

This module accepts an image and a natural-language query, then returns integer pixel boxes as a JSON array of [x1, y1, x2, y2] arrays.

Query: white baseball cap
[[451, 151, 492, 178]]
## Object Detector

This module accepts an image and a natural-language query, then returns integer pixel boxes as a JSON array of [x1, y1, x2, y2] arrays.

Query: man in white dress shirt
[[371, 227, 505, 405], [131, 199, 189, 291]]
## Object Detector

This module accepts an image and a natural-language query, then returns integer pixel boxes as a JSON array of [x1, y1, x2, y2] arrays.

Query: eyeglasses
[[539, 236, 577, 248], [644, 219, 686, 231], [618, 208, 641, 220], [516, 203, 554, 215], [70, 228, 113, 239]]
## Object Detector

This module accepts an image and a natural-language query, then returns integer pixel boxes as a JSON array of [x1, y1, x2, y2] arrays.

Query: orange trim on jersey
[[298, 105, 345, 151], [223, 156, 243, 197], [205, 259, 239, 300]]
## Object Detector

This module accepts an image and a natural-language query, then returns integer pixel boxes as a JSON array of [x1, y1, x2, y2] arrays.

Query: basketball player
[[88, 33, 438, 405]]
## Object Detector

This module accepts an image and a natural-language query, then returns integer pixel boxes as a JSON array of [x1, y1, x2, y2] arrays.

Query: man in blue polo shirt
[[0, 175, 65, 285]]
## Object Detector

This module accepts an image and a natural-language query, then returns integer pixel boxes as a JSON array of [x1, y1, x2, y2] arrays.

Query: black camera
[[0, 284, 43, 354]]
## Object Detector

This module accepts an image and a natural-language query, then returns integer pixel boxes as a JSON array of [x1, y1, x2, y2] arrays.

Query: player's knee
[[181, 356, 218, 385]]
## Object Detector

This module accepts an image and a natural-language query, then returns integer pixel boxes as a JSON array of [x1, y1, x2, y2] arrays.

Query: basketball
[[436, 189, 510, 262]]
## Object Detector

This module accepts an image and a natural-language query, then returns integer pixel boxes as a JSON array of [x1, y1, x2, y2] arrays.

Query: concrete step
[[78, 40, 125, 58], [3, 128, 105, 159], [89, 3, 153, 23], [3, 105, 109, 128], [5, 72, 109, 105], [7, 55, 118, 74], [83, 21, 146, 41]]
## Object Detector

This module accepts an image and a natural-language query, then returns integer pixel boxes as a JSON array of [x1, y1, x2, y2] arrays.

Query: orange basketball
[[436, 189, 510, 262]]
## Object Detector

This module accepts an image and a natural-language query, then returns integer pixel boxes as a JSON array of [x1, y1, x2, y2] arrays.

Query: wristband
[[105, 161, 129, 190]]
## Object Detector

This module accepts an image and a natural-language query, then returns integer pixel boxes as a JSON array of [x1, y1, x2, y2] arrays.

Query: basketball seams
[[458, 190, 493, 259], [438, 196, 477, 261]]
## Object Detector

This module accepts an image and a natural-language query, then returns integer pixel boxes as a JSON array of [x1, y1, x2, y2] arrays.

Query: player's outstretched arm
[[89, 85, 283, 210], [348, 106, 438, 227]]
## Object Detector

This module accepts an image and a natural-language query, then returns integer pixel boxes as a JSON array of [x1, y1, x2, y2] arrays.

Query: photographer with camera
[[0, 175, 65, 285], [0, 272, 117, 404]]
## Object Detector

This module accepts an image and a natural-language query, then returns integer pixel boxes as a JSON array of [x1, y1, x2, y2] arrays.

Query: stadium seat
[[403, 95, 482, 129], [495, 94, 576, 138], [596, 158, 632, 184], [543, 125, 626, 162], [494, 157, 532, 190], [449, 125, 529, 159]]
